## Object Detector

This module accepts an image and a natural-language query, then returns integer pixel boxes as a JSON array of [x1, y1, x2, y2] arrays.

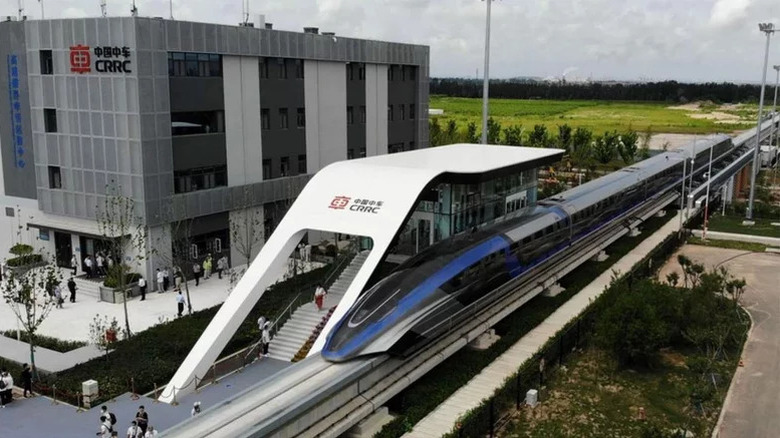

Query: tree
[[571, 127, 593, 165], [592, 131, 619, 164], [429, 118, 443, 146], [1, 261, 61, 379], [230, 186, 265, 271], [528, 124, 549, 148], [502, 124, 523, 146], [466, 121, 480, 143], [486, 117, 501, 144], [618, 130, 640, 164], [96, 185, 147, 338], [154, 218, 196, 315], [443, 119, 459, 144], [557, 124, 573, 152], [89, 314, 120, 359]]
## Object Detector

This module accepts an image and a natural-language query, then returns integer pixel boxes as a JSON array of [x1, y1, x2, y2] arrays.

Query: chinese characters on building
[[70, 44, 132, 74], [6, 54, 25, 168]]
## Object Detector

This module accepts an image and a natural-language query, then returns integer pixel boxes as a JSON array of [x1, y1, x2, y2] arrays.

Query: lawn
[[430, 96, 756, 136], [707, 214, 780, 239], [503, 347, 726, 438]]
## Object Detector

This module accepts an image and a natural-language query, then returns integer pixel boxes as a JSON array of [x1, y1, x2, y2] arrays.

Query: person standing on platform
[[203, 255, 212, 280], [71, 254, 78, 275], [97, 416, 112, 438], [138, 275, 147, 301], [54, 283, 64, 309], [144, 426, 158, 437], [21, 363, 32, 397], [67, 277, 77, 303], [135, 405, 149, 435], [162, 267, 170, 291], [0, 368, 14, 407], [96, 253, 105, 277], [126, 420, 143, 438], [191, 401, 202, 417], [176, 290, 186, 317], [156, 268, 164, 293], [216, 256, 224, 280]]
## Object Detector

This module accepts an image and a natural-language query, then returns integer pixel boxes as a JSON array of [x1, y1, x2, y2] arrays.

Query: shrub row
[[0, 330, 87, 353], [6, 253, 43, 267]]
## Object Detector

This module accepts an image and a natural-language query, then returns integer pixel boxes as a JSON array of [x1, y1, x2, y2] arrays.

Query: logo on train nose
[[328, 196, 383, 214]]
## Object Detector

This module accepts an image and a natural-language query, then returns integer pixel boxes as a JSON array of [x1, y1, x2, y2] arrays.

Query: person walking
[[100, 405, 117, 432], [176, 290, 186, 317], [156, 268, 164, 293], [261, 321, 271, 357], [257, 315, 266, 333], [54, 283, 64, 309], [97, 416, 112, 438], [138, 275, 147, 301], [216, 256, 224, 280], [191, 401, 202, 417], [173, 267, 183, 289], [21, 363, 32, 397], [96, 253, 105, 277], [135, 405, 149, 435], [314, 284, 327, 311], [144, 426, 158, 437], [203, 255, 212, 280], [70, 254, 78, 275], [85, 255, 94, 278], [0, 368, 14, 407], [162, 267, 170, 291], [67, 277, 77, 303], [192, 262, 201, 286]]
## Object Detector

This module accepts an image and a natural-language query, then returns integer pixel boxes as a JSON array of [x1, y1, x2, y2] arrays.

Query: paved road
[[659, 245, 780, 438]]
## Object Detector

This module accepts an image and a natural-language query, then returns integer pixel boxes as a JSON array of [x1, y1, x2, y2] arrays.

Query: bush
[[0, 330, 87, 353], [103, 265, 142, 288], [6, 253, 43, 267], [9, 243, 33, 256]]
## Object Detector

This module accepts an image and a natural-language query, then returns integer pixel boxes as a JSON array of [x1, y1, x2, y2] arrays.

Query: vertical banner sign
[[6, 54, 25, 168]]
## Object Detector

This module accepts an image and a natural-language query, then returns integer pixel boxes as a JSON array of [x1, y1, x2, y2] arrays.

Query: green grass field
[[430, 96, 757, 136]]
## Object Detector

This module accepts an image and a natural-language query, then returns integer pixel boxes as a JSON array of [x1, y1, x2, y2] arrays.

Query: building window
[[298, 154, 307, 174], [262, 159, 271, 179], [360, 105, 366, 123], [409, 104, 416, 120], [278, 58, 287, 79], [261, 109, 270, 130], [297, 108, 306, 128], [174, 165, 227, 193], [280, 157, 290, 177], [387, 105, 393, 121], [399, 104, 405, 121], [347, 106, 354, 125], [259, 58, 269, 79], [279, 108, 289, 129], [171, 111, 224, 135], [40, 50, 53, 75], [48, 166, 62, 189], [358, 64, 365, 80], [295, 59, 304, 79], [168, 52, 221, 77], [44, 108, 57, 133]]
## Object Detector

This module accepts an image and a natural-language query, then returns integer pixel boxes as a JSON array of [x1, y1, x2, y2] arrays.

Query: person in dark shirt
[[135, 405, 149, 434], [67, 277, 77, 303], [21, 363, 32, 397]]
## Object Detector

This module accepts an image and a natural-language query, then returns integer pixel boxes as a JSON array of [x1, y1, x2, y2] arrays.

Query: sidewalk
[[404, 213, 684, 437], [690, 229, 780, 248]]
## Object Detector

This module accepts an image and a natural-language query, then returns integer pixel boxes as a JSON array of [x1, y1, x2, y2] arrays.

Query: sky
[[3, 0, 780, 83]]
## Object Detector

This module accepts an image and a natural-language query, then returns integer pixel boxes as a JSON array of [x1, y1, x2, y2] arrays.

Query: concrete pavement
[[658, 245, 780, 438]]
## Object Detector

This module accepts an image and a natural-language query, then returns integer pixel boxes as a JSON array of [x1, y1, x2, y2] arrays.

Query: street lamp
[[747, 23, 776, 220], [480, 0, 495, 145]]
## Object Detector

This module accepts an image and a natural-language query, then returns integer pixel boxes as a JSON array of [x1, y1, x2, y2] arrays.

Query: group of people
[[79, 253, 114, 279], [97, 405, 157, 438], [0, 364, 33, 408], [191, 254, 229, 287], [45, 277, 78, 309]]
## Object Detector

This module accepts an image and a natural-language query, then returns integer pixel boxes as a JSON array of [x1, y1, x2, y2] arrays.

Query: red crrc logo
[[69, 45, 91, 73], [329, 196, 351, 210]]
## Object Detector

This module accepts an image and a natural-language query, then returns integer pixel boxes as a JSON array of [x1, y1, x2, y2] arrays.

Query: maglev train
[[322, 135, 733, 362]]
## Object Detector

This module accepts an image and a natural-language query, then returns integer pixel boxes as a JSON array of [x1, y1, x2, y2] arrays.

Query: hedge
[[6, 253, 43, 267], [6, 264, 332, 405], [1, 330, 87, 353]]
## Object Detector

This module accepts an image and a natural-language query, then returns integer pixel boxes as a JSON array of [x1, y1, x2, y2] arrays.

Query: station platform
[[0, 356, 289, 438], [403, 211, 685, 437]]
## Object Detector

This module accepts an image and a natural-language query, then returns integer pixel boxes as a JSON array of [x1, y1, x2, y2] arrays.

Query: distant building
[[0, 16, 429, 279]]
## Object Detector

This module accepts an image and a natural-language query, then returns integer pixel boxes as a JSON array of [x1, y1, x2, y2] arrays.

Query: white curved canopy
[[160, 144, 563, 403]]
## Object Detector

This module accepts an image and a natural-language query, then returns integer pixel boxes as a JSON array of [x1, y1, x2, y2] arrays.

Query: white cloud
[[3, 0, 780, 82]]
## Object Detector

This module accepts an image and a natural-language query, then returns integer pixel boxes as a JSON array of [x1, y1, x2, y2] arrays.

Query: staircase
[[72, 276, 102, 300], [267, 250, 370, 361]]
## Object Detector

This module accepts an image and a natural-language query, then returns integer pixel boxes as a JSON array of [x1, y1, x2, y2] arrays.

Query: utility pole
[[480, 0, 493, 144], [747, 23, 775, 220], [17, 0, 23, 21], [169, 0, 173, 20], [100, 0, 107, 17], [678, 157, 687, 234], [130, 0, 138, 17]]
